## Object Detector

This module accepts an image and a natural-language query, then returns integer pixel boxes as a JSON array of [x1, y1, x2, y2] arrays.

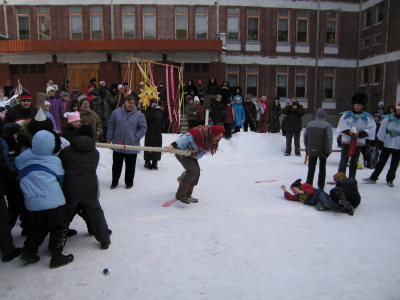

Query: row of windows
[[227, 66, 336, 99], [15, 6, 339, 44], [361, 65, 381, 85], [363, 2, 385, 28], [361, 34, 383, 49]]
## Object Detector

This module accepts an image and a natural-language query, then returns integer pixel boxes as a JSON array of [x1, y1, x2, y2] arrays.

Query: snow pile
[[1, 130, 399, 300]]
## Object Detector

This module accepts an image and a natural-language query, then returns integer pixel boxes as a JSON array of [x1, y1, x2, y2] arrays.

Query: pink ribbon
[[148, 62, 155, 86]]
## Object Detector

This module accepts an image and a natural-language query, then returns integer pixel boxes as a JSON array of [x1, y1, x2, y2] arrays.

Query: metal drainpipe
[[355, 0, 362, 93], [111, 0, 114, 40], [0, 3, 9, 39], [313, 0, 320, 115], [382, 0, 390, 102]]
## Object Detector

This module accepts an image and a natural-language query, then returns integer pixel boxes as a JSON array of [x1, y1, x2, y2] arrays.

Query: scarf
[[187, 125, 225, 155]]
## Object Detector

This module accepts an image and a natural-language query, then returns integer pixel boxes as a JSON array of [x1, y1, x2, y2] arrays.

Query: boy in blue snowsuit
[[15, 130, 74, 269]]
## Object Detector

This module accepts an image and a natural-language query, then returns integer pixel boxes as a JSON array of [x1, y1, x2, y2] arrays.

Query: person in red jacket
[[281, 179, 315, 203]]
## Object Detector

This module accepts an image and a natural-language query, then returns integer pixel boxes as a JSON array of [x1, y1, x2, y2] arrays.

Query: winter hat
[[118, 84, 123, 90], [90, 88, 100, 96], [78, 95, 89, 104], [90, 77, 97, 83], [373, 113, 381, 120], [198, 79, 202, 83], [351, 93, 368, 105], [48, 80, 53, 84], [73, 86, 77, 89], [286, 99, 291, 104], [19, 90, 32, 102], [150, 98, 158, 105], [76, 123, 93, 138], [100, 81, 105, 85], [188, 97, 194, 102], [290, 179, 302, 188], [396, 103, 400, 110], [256, 99, 262, 103], [139, 81, 144, 86], [3, 123, 21, 136], [64, 111, 81, 123], [275, 97, 280, 100], [316, 108, 326, 118], [378, 101, 384, 107], [44, 101, 51, 106], [245, 95, 252, 101], [216, 94, 222, 99], [46, 86, 56, 94], [60, 91, 68, 98], [29, 108, 54, 134], [194, 96, 200, 103], [0, 87, 4, 93], [158, 81, 164, 85], [226, 99, 231, 104]]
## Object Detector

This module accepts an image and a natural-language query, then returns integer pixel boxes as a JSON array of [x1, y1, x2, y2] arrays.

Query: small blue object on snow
[[103, 268, 110, 276]]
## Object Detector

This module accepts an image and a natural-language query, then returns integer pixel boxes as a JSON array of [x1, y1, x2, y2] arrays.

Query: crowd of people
[[0, 76, 399, 268]]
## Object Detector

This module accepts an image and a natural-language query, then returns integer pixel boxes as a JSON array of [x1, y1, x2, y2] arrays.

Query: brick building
[[0, 0, 399, 125]]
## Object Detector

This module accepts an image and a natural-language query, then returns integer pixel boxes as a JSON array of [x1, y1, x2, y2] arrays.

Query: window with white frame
[[227, 65, 239, 88], [176, 7, 188, 39], [297, 11, 308, 43], [38, 7, 50, 40], [247, 8, 259, 41], [376, 3, 384, 23], [70, 7, 82, 40], [143, 6, 156, 39], [91, 6, 103, 40], [227, 8, 239, 40], [246, 66, 258, 97], [277, 10, 289, 42], [17, 7, 30, 40], [195, 7, 208, 39], [123, 6, 135, 39], [326, 12, 337, 44], [277, 67, 288, 98], [295, 67, 306, 98], [324, 68, 335, 99]]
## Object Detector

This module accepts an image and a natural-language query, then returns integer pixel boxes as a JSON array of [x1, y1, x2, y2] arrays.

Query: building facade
[[0, 0, 399, 125]]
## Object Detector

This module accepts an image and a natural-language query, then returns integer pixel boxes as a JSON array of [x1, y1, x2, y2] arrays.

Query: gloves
[[190, 152, 197, 158], [390, 129, 399, 137]]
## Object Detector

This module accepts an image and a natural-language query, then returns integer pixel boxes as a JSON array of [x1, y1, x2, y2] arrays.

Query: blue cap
[[286, 99, 291, 104], [378, 101, 384, 106]]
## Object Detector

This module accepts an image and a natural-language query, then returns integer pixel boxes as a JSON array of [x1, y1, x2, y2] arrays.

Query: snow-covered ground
[[1, 130, 399, 300]]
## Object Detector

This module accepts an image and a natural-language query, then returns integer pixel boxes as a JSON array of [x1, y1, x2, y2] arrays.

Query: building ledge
[[0, 39, 223, 54]]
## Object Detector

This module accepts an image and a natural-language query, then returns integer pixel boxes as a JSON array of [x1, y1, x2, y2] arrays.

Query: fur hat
[[46, 86, 56, 94], [64, 111, 81, 123], [76, 123, 93, 138], [290, 179, 302, 188], [316, 108, 326, 118], [44, 101, 51, 106], [351, 93, 368, 105], [29, 108, 55, 134]]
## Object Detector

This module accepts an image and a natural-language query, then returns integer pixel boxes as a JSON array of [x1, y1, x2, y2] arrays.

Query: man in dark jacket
[[282, 97, 305, 156], [206, 76, 218, 96], [242, 95, 257, 132], [157, 81, 167, 104], [143, 98, 164, 170], [209, 94, 225, 126], [90, 88, 108, 142], [4, 91, 38, 124], [99, 81, 108, 100], [58, 124, 111, 250], [304, 108, 333, 189]]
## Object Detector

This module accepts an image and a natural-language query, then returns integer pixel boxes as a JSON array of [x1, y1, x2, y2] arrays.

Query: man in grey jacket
[[304, 108, 333, 189], [107, 94, 147, 189]]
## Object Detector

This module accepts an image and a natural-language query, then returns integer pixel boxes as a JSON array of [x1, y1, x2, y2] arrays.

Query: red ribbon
[[118, 140, 126, 149]]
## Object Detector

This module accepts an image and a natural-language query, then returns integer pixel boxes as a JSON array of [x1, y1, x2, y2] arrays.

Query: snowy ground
[[1, 130, 399, 300]]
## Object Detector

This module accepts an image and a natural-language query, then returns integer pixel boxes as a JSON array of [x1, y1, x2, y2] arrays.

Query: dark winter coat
[[232, 86, 243, 99], [187, 80, 198, 96], [185, 102, 200, 121], [303, 117, 333, 157], [60, 123, 79, 142], [333, 178, 361, 208], [143, 107, 164, 161], [99, 85, 108, 100], [282, 102, 305, 132], [243, 101, 257, 121], [269, 101, 281, 133], [3, 84, 14, 98], [105, 90, 118, 120], [210, 100, 225, 123], [206, 77, 219, 96], [79, 109, 102, 142], [157, 86, 167, 103], [4, 105, 38, 124], [90, 96, 108, 127], [219, 82, 231, 104], [70, 90, 80, 99], [224, 106, 237, 124], [58, 135, 99, 201]]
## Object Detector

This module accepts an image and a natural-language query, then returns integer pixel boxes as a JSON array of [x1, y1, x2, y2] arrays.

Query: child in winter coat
[[194, 97, 205, 126], [185, 96, 199, 130], [281, 179, 316, 204], [373, 101, 386, 118], [60, 111, 81, 142], [232, 95, 245, 133], [224, 100, 236, 139], [44, 101, 57, 131], [15, 130, 74, 268], [255, 99, 265, 132]]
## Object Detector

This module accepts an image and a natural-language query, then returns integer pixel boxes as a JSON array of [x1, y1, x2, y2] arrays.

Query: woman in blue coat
[[232, 95, 245, 133]]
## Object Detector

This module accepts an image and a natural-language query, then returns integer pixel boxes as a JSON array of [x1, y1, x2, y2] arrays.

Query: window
[[91, 6, 103, 39], [374, 65, 381, 83], [362, 38, 370, 49], [143, 6, 156, 39], [362, 67, 368, 84], [376, 3, 384, 23], [70, 7, 82, 40], [277, 10, 289, 42], [326, 12, 337, 44], [17, 7, 29, 40], [295, 67, 306, 98], [364, 10, 371, 28], [227, 65, 239, 88], [324, 68, 335, 99], [175, 7, 187, 39], [246, 66, 258, 97], [123, 6, 135, 39], [195, 7, 208, 39], [227, 8, 239, 40], [373, 34, 382, 46], [297, 11, 308, 43], [247, 9, 259, 41], [38, 7, 50, 40], [277, 67, 288, 98]]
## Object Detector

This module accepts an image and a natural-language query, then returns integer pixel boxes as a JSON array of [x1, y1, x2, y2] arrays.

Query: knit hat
[[245, 95, 252, 101], [256, 99, 262, 103], [226, 99, 231, 104], [90, 88, 100, 96], [29, 108, 54, 134], [48, 80, 53, 84], [46, 86, 56, 94], [87, 83, 94, 90], [351, 93, 368, 105], [78, 95, 89, 104], [73, 86, 77, 89], [316, 108, 326, 117], [216, 94, 222, 99], [3, 123, 21, 136], [286, 99, 291, 104], [290, 179, 302, 188], [158, 81, 164, 85], [150, 98, 158, 105], [118, 84, 123, 90], [100, 81, 105, 85], [19, 90, 32, 102], [64, 111, 81, 123], [275, 97, 280, 100], [139, 82, 144, 86], [194, 96, 200, 103], [378, 101, 384, 106], [396, 103, 400, 110], [198, 79, 202, 83], [76, 123, 93, 138], [60, 91, 68, 98], [0, 87, 4, 93], [44, 101, 51, 106], [373, 113, 381, 120]]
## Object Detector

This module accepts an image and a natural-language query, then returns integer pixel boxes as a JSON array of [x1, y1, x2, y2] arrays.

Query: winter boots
[[175, 183, 190, 204], [335, 187, 354, 216], [144, 161, 152, 170], [20, 253, 40, 264], [186, 187, 198, 203], [151, 161, 158, 170], [2, 248, 23, 262], [49, 254, 74, 269]]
